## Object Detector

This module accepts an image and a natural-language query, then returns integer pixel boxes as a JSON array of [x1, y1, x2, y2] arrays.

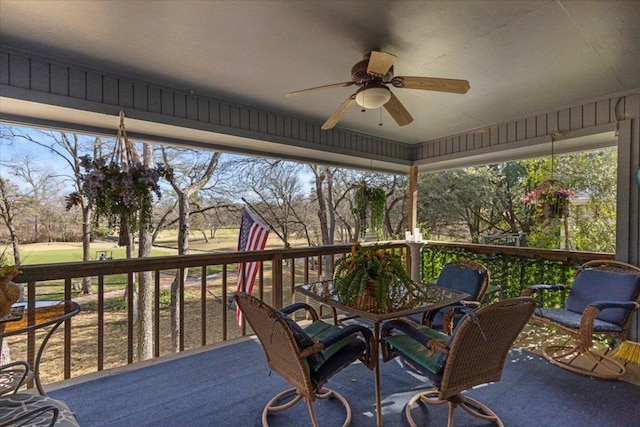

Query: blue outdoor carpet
[[49, 338, 640, 426]]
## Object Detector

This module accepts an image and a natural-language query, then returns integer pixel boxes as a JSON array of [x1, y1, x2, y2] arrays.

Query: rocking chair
[[522, 260, 640, 379]]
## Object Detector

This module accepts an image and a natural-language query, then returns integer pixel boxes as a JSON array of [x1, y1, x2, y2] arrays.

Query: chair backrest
[[436, 260, 489, 302], [565, 260, 640, 325], [234, 292, 316, 400], [439, 297, 535, 400]]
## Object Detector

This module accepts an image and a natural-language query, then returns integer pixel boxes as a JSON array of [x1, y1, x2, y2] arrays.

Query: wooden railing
[[5, 240, 617, 389], [7, 242, 408, 387]]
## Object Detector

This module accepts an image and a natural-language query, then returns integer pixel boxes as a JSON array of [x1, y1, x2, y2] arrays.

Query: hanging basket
[[66, 111, 171, 246], [525, 179, 575, 221]]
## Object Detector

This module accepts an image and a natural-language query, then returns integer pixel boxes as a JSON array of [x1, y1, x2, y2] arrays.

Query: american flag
[[236, 206, 270, 324]]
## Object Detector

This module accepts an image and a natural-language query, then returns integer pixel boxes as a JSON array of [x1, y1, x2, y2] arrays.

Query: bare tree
[[4, 129, 96, 291], [161, 146, 221, 352], [136, 143, 155, 360], [0, 176, 22, 265]]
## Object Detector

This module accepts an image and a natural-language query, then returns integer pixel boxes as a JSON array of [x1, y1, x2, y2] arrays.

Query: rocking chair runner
[[382, 297, 535, 427], [522, 260, 640, 379], [234, 292, 375, 427]]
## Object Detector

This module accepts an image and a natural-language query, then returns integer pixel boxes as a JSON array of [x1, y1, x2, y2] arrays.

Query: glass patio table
[[0, 300, 81, 396], [296, 280, 469, 427]]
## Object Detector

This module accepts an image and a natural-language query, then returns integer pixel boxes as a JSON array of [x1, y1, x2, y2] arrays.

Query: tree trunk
[[81, 205, 92, 293], [0, 177, 22, 266], [171, 193, 190, 352], [137, 143, 154, 361]]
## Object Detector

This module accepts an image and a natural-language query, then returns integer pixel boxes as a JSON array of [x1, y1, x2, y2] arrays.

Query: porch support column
[[408, 166, 418, 231], [616, 117, 639, 267]]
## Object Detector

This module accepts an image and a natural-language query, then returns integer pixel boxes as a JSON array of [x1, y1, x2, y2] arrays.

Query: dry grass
[[3, 258, 324, 386]]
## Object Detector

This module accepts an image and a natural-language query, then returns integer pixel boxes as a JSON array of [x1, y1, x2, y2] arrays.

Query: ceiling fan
[[286, 51, 470, 130]]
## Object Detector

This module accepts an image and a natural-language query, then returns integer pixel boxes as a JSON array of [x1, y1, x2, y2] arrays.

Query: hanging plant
[[524, 179, 576, 220], [353, 181, 386, 240], [68, 156, 171, 246], [66, 112, 172, 246]]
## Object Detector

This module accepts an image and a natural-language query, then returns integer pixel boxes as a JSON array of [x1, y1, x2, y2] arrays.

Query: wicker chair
[[420, 260, 491, 333], [234, 292, 375, 427], [522, 260, 640, 379], [382, 297, 535, 427]]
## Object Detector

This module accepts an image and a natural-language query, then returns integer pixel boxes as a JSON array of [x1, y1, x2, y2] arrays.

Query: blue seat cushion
[[565, 269, 640, 324], [436, 264, 486, 300], [537, 308, 624, 333]]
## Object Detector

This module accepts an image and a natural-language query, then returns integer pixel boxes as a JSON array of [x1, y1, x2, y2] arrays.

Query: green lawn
[[20, 247, 175, 265]]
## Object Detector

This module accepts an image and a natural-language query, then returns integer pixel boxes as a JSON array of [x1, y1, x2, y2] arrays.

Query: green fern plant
[[332, 243, 422, 312]]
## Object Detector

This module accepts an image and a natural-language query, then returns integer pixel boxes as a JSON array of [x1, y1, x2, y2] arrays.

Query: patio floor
[[45, 330, 640, 427]]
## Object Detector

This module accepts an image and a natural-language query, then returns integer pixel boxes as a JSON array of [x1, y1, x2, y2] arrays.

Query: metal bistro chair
[[522, 260, 640, 379], [0, 362, 79, 427], [421, 260, 491, 333], [234, 292, 375, 427], [382, 297, 535, 427]]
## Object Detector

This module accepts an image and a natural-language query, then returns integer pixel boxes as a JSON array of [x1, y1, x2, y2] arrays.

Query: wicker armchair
[[522, 260, 640, 379], [382, 297, 535, 427], [234, 292, 375, 427], [421, 260, 491, 333]]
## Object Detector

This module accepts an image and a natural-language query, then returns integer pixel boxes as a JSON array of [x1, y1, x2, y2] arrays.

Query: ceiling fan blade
[[367, 51, 397, 77], [384, 91, 414, 126], [392, 76, 470, 94], [286, 82, 355, 97], [321, 94, 356, 130]]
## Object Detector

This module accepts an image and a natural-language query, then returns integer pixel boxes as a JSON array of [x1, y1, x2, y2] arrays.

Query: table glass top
[[297, 280, 469, 321]]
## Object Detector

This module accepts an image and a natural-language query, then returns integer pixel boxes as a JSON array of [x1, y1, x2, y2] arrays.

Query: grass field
[[4, 229, 305, 300]]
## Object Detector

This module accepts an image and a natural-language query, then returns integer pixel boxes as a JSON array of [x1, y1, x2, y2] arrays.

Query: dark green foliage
[[422, 245, 582, 308]]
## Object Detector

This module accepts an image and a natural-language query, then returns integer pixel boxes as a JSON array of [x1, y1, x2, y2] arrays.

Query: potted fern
[[332, 243, 423, 313]]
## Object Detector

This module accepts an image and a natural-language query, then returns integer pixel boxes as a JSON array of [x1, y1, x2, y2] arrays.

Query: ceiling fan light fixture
[[355, 86, 391, 109]]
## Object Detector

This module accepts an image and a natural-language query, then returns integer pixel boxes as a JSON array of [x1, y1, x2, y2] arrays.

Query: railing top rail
[[426, 241, 615, 263], [11, 240, 614, 283]]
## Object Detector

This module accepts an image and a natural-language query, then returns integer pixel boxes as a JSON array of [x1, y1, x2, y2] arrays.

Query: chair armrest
[[0, 361, 31, 396], [382, 319, 435, 347], [522, 283, 566, 296], [590, 301, 639, 311], [579, 301, 640, 342], [281, 302, 318, 321], [318, 324, 373, 348]]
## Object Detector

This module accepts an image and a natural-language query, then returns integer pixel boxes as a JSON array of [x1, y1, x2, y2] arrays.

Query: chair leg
[[406, 390, 504, 427], [261, 387, 351, 427], [543, 344, 626, 379]]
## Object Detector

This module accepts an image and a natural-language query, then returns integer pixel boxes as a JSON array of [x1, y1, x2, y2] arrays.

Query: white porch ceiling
[[0, 0, 639, 148]]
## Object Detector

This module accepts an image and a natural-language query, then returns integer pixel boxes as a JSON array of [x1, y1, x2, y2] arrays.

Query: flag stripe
[[235, 207, 270, 324]]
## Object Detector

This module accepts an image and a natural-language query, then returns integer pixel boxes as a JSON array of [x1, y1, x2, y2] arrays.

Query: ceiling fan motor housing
[[351, 59, 394, 84]]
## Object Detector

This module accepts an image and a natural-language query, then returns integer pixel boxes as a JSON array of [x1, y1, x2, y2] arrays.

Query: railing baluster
[[222, 263, 228, 341], [127, 271, 134, 364], [179, 267, 185, 352], [64, 277, 72, 379], [98, 274, 104, 371], [201, 265, 207, 347], [154, 270, 160, 358]]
